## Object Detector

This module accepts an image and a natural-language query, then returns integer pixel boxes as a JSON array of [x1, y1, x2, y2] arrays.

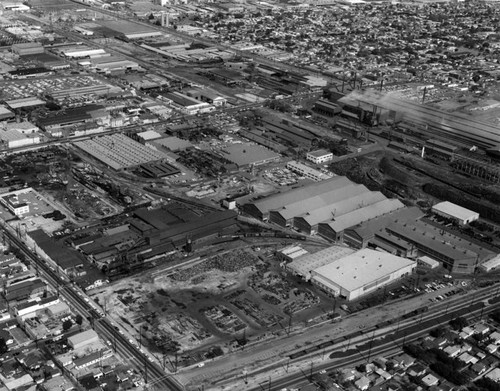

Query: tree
[[75, 314, 83, 326], [449, 316, 468, 331], [63, 319, 72, 331], [0, 338, 7, 354]]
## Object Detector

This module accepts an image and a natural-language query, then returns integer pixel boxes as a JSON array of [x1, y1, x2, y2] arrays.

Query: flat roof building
[[220, 143, 280, 168], [310, 248, 416, 301], [68, 330, 99, 350], [385, 220, 495, 273], [286, 161, 333, 182], [287, 245, 356, 280], [431, 201, 479, 226], [306, 149, 334, 164]]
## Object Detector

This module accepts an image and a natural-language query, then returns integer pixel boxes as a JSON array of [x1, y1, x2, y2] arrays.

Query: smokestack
[[421, 146, 425, 159]]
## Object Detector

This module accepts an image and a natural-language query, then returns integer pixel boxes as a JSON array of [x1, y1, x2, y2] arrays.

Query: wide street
[[0, 222, 183, 391]]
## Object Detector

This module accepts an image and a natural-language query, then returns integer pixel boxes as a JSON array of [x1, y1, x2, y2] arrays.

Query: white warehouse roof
[[312, 248, 416, 292], [287, 245, 355, 279], [432, 201, 479, 222]]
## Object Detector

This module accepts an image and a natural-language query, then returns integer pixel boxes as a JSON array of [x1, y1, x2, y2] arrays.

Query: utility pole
[[367, 330, 376, 362]]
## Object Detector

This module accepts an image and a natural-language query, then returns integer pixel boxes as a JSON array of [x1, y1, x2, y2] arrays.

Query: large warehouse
[[242, 176, 352, 221], [309, 248, 416, 301], [74, 133, 167, 170], [244, 176, 406, 239], [385, 220, 495, 273], [317, 198, 405, 242]]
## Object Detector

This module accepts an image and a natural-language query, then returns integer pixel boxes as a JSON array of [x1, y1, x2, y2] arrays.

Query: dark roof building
[[29, 229, 85, 273]]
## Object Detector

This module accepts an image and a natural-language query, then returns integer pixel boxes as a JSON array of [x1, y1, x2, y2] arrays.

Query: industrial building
[[286, 245, 355, 280], [480, 255, 500, 272], [431, 201, 479, 226], [310, 249, 416, 301], [243, 176, 353, 221], [68, 330, 99, 350], [5, 98, 45, 111], [277, 245, 309, 263], [74, 133, 167, 170], [306, 149, 333, 164], [37, 104, 107, 133], [29, 230, 86, 275], [61, 48, 108, 59], [417, 256, 440, 269], [11, 42, 44, 56], [150, 136, 193, 152], [385, 220, 495, 273], [293, 187, 385, 234], [184, 88, 227, 107], [244, 176, 402, 235], [161, 92, 215, 115], [0, 128, 40, 149], [343, 207, 425, 249], [285, 161, 333, 182], [317, 198, 405, 242], [339, 89, 500, 149], [269, 181, 364, 228], [219, 143, 280, 168], [79, 56, 141, 74], [0, 106, 14, 121]]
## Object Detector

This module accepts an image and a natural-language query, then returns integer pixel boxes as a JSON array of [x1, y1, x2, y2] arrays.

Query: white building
[[306, 149, 333, 164], [431, 201, 479, 226], [1, 194, 29, 216], [480, 254, 500, 272], [417, 255, 440, 269], [68, 330, 99, 350], [310, 248, 416, 301], [0, 128, 41, 149], [286, 161, 333, 182]]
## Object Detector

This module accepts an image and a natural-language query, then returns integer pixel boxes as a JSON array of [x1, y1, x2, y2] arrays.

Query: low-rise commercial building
[[68, 330, 99, 350]]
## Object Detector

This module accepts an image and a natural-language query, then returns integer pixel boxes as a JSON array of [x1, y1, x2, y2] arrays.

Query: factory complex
[[248, 177, 496, 274]]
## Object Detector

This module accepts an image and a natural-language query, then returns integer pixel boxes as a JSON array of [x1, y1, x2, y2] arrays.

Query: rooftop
[[220, 143, 279, 167], [432, 201, 479, 221], [288, 245, 356, 278], [313, 248, 416, 292]]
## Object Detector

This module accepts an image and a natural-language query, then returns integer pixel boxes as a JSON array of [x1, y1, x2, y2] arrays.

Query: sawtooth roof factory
[[242, 176, 404, 240]]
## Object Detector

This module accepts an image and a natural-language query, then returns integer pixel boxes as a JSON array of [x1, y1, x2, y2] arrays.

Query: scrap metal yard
[[89, 246, 331, 368]]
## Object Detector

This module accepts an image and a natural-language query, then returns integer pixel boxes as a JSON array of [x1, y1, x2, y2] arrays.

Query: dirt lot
[[90, 247, 332, 366]]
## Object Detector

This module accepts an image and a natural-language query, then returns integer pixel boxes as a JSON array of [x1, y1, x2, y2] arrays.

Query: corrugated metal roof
[[321, 198, 405, 233], [250, 176, 352, 216], [296, 188, 385, 227]]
